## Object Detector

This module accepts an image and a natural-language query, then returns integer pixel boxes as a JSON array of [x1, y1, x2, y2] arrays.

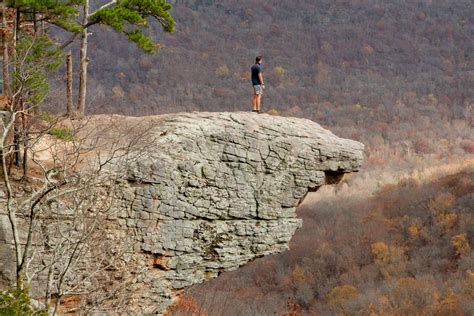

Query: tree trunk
[[44, 264, 54, 308], [2, 3, 10, 100], [12, 8, 20, 166], [31, 12, 39, 115], [12, 8, 18, 101], [66, 51, 73, 117], [21, 101, 29, 179], [77, 0, 89, 117], [13, 116, 20, 166], [1, 112, 23, 290], [33, 10, 37, 35]]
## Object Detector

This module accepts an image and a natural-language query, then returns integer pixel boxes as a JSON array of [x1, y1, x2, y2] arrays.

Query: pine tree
[[89, 0, 175, 53], [3, 1, 81, 167], [6, 0, 83, 33]]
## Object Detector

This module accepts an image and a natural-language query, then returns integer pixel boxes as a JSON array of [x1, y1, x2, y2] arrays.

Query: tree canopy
[[6, 0, 84, 32], [89, 0, 175, 53]]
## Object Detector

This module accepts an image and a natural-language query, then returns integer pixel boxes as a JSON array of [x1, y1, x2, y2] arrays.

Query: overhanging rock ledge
[[118, 112, 364, 313], [0, 112, 364, 314]]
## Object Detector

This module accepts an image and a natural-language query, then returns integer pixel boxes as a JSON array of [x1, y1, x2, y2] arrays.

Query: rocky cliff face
[[0, 112, 364, 314]]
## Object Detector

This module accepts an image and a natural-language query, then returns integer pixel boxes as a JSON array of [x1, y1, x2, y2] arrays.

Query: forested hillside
[[1, 0, 471, 313], [170, 165, 474, 315], [64, 0, 474, 115], [47, 0, 473, 162]]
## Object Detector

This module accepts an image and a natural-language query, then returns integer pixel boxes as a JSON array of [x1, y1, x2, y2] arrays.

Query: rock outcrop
[[0, 112, 364, 314]]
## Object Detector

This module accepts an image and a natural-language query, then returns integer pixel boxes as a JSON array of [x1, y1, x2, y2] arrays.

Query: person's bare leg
[[252, 95, 258, 111], [256, 95, 261, 112]]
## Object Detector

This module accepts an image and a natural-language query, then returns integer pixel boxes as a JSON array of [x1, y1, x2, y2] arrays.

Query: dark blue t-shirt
[[251, 63, 262, 85]]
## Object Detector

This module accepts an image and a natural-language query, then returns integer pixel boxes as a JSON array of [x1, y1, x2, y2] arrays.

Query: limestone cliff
[[0, 112, 364, 314]]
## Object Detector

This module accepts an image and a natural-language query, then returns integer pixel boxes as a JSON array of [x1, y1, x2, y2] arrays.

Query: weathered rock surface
[[117, 112, 363, 312], [0, 112, 364, 314]]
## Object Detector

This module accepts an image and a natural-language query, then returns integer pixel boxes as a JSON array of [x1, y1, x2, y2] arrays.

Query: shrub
[[48, 127, 74, 141], [267, 108, 281, 116], [327, 285, 358, 305], [274, 66, 285, 76], [39, 111, 56, 123], [452, 234, 471, 256], [0, 287, 46, 316], [371, 242, 389, 262], [166, 294, 204, 315], [215, 65, 229, 78]]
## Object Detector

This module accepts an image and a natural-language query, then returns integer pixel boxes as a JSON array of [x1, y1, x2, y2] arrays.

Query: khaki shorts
[[253, 85, 263, 96]]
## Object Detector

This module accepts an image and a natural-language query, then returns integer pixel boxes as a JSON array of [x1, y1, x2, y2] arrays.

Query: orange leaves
[[266, 108, 281, 116], [371, 242, 406, 264], [327, 285, 359, 306], [166, 294, 206, 316], [436, 212, 458, 232], [428, 192, 461, 236], [466, 271, 474, 297], [240, 71, 251, 81], [284, 264, 313, 291], [0, 27, 12, 37], [389, 277, 439, 311], [180, 169, 473, 314], [429, 192, 456, 213], [291, 264, 307, 283], [234, 287, 264, 301], [435, 289, 465, 316], [361, 45, 374, 58], [408, 224, 422, 239], [215, 64, 229, 78], [371, 242, 407, 279], [451, 234, 471, 257], [285, 298, 303, 316], [371, 242, 389, 262]]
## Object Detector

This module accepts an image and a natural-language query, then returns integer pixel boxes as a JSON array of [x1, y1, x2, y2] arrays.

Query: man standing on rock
[[251, 56, 265, 113]]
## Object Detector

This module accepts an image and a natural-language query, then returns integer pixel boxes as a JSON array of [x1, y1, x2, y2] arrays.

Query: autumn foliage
[[172, 168, 473, 315], [41, 0, 472, 183]]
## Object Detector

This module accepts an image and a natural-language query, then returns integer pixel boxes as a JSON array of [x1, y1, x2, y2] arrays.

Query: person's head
[[256, 55, 263, 64]]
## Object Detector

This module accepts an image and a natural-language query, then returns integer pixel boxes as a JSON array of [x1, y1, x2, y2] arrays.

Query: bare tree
[[76, 0, 89, 117], [8, 34, 60, 177], [1, 111, 156, 313], [66, 51, 73, 117], [1, 2, 10, 100]]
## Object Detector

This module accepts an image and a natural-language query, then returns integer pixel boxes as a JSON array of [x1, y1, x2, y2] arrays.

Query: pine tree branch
[[89, 0, 117, 17]]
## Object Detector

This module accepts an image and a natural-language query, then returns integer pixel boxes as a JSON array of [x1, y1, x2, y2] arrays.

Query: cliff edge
[[119, 112, 363, 312], [0, 112, 364, 314]]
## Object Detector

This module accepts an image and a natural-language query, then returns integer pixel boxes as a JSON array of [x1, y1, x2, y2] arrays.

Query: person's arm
[[258, 72, 265, 87]]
